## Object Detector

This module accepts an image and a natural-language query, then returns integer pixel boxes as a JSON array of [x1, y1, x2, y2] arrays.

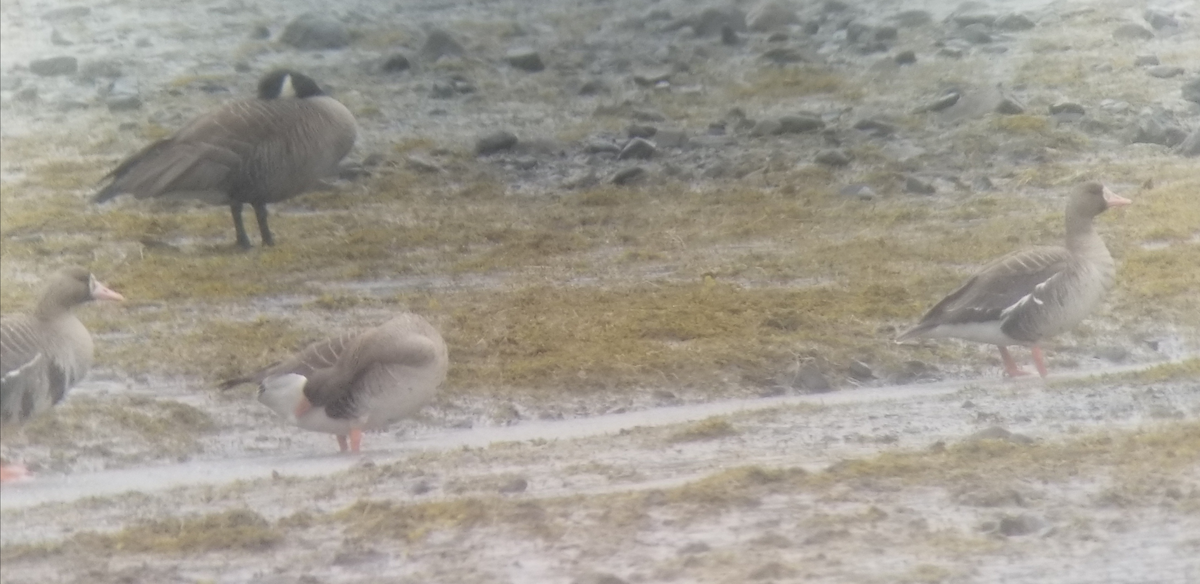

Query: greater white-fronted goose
[[1, 267, 124, 482], [896, 182, 1131, 378], [221, 313, 448, 452], [94, 69, 357, 248]]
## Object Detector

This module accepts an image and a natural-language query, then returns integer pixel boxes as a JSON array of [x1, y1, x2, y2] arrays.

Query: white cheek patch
[[280, 74, 297, 98]]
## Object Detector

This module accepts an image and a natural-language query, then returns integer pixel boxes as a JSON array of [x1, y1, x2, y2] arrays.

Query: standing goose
[[221, 313, 448, 453], [896, 182, 1131, 378], [1, 267, 125, 482], [94, 69, 357, 248]]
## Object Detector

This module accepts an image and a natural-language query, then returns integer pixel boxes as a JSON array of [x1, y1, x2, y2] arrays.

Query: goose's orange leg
[[348, 429, 363, 453], [1031, 346, 1049, 379], [998, 346, 1032, 377]]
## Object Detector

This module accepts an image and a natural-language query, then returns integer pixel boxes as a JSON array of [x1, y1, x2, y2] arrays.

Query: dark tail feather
[[894, 323, 932, 343], [218, 376, 251, 391]]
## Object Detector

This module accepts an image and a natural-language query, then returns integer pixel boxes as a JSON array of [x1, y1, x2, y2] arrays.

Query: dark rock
[[1048, 102, 1085, 115], [814, 149, 850, 166], [611, 167, 646, 185], [626, 124, 657, 139], [574, 574, 628, 584], [996, 514, 1045, 537], [859, 41, 889, 55], [30, 56, 77, 76], [105, 77, 141, 112], [1131, 113, 1187, 147], [846, 22, 872, 43], [965, 426, 1035, 445], [995, 95, 1025, 114], [778, 115, 824, 134], [760, 47, 809, 64], [795, 364, 832, 393], [578, 80, 606, 96], [803, 21, 820, 35], [382, 54, 411, 73], [854, 118, 897, 136], [915, 91, 960, 113], [688, 7, 747, 37], [506, 48, 544, 72], [996, 13, 1035, 30], [476, 131, 519, 156], [1112, 23, 1153, 41], [721, 25, 740, 45], [584, 141, 621, 154], [747, 1, 799, 32], [749, 562, 794, 580], [1147, 66, 1183, 79], [632, 70, 672, 87], [1184, 78, 1200, 104], [498, 477, 528, 493], [280, 13, 349, 50], [951, 6, 998, 27], [894, 50, 917, 65], [938, 47, 965, 59], [655, 129, 688, 148], [1143, 9, 1179, 30], [904, 176, 936, 194], [1133, 55, 1159, 67], [961, 24, 993, 44], [618, 137, 656, 160], [892, 10, 933, 27], [823, 0, 849, 13], [767, 32, 789, 42], [848, 359, 875, 381], [421, 29, 465, 61], [749, 118, 782, 137], [410, 480, 432, 495], [250, 25, 271, 40], [874, 26, 899, 41], [1177, 127, 1200, 157]]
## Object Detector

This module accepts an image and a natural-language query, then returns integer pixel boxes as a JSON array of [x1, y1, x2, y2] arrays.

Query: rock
[[29, 56, 77, 76], [506, 48, 544, 72], [795, 364, 832, 393], [1048, 102, 1084, 115], [823, 0, 849, 12], [995, 94, 1025, 114], [476, 131, 518, 155], [1112, 23, 1153, 41], [1184, 78, 1200, 104], [746, 1, 799, 32], [778, 115, 824, 134], [578, 80, 606, 96], [249, 25, 271, 40], [50, 30, 73, 46], [839, 184, 875, 200], [15, 86, 38, 103], [854, 118, 897, 136], [1143, 10, 1179, 30], [78, 59, 122, 81], [938, 47, 965, 59], [1177, 127, 1200, 157], [574, 574, 628, 584], [996, 514, 1045, 537], [848, 359, 875, 381], [498, 477, 528, 493], [584, 141, 621, 154], [431, 75, 476, 98], [760, 47, 809, 64], [767, 32, 789, 42], [749, 118, 782, 137], [904, 175, 936, 194], [381, 54, 411, 73], [950, 5, 998, 27], [846, 22, 872, 43], [1147, 66, 1184, 79], [894, 50, 917, 65], [915, 91, 960, 113], [421, 29, 465, 61], [617, 138, 656, 160], [105, 77, 141, 112], [611, 167, 646, 185], [721, 25, 740, 45], [995, 13, 1035, 30], [280, 13, 349, 50], [626, 124, 657, 139], [858, 41, 889, 55], [874, 26, 899, 41], [965, 426, 1034, 445], [1095, 345, 1129, 363], [814, 149, 850, 166], [1133, 55, 1159, 67], [1131, 113, 1186, 147], [405, 155, 444, 173], [892, 10, 933, 27], [687, 7, 747, 37], [960, 24, 992, 44]]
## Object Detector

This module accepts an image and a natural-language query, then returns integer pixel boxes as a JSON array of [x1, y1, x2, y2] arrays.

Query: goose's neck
[[1065, 215, 1110, 261]]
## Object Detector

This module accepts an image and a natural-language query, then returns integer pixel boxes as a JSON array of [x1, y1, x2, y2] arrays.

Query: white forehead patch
[[280, 73, 297, 98]]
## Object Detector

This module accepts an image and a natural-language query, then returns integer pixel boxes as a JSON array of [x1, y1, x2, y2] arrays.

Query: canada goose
[[94, 69, 357, 248], [896, 182, 1130, 378], [1, 267, 124, 482], [221, 313, 448, 452]]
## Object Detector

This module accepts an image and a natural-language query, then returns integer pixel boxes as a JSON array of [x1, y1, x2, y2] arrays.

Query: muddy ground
[[1, 0, 1198, 581]]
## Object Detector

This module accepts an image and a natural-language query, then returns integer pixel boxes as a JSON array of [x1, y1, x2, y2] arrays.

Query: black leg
[[253, 203, 274, 246], [230, 203, 252, 249]]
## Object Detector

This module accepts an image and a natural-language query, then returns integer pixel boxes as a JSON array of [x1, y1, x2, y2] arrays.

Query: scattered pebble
[[1146, 66, 1184, 79], [617, 137, 656, 160], [421, 29, 465, 61], [280, 13, 349, 49], [814, 149, 851, 166], [611, 166, 646, 185], [476, 130, 519, 156], [506, 48, 544, 72]]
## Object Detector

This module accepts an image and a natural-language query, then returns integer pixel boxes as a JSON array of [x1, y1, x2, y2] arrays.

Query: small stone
[[814, 149, 850, 166], [746, 1, 799, 32], [846, 22, 872, 43], [1112, 23, 1153, 41], [965, 426, 1034, 445], [78, 59, 122, 81], [894, 50, 917, 65], [1095, 346, 1129, 363], [382, 54, 411, 73], [105, 77, 141, 112], [767, 32, 789, 42], [1143, 9, 1179, 30], [749, 118, 782, 137], [916, 91, 960, 113], [280, 13, 350, 50], [961, 24, 992, 44], [951, 8, 998, 27], [995, 95, 1025, 114], [997, 514, 1045, 537], [611, 167, 646, 185], [904, 175, 936, 194], [1048, 102, 1085, 115], [874, 26, 898, 41], [688, 7, 747, 37], [1134, 55, 1159, 67], [249, 25, 271, 40], [421, 29, 465, 61], [578, 80, 606, 96], [1131, 113, 1187, 147], [721, 25, 740, 46], [823, 0, 848, 12], [777, 115, 824, 134], [839, 184, 875, 201], [506, 48, 544, 72], [584, 141, 621, 154], [617, 137, 656, 160], [632, 70, 672, 87], [795, 364, 832, 393], [498, 477, 528, 493], [476, 130, 518, 156], [848, 359, 875, 381], [803, 21, 820, 35], [1184, 78, 1200, 104], [995, 13, 1035, 31], [749, 562, 794, 580], [626, 124, 657, 139], [29, 56, 77, 76], [853, 118, 897, 136], [760, 47, 808, 64], [1147, 66, 1184, 79], [892, 10, 932, 27]]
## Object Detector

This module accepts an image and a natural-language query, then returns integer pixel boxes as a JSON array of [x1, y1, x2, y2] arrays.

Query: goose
[[221, 313, 448, 452], [94, 69, 358, 248], [896, 182, 1131, 378], [1, 267, 125, 482]]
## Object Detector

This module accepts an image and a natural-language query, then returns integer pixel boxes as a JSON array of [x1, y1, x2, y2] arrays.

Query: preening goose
[[896, 182, 1130, 378], [94, 69, 357, 248], [1, 268, 124, 482], [221, 313, 448, 453]]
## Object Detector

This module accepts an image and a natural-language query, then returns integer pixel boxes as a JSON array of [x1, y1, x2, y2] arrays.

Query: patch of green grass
[[23, 396, 215, 455], [733, 65, 852, 100], [667, 417, 738, 443]]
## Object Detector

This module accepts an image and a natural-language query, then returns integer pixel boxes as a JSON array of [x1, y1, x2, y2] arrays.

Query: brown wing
[[1, 315, 72, 427], [901, 246, 1071, 337], [217, 330, 359, 390]]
